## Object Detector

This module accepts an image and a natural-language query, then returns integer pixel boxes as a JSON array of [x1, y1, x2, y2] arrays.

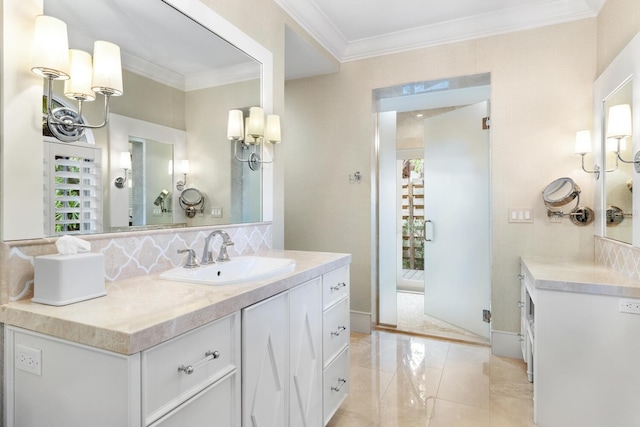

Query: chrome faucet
[[201, 230, 234, 264], [177, 248, 199, 268]]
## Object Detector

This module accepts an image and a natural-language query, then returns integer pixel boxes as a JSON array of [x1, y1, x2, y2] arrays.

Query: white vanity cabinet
[[521, 258, 640, 427], [3, 254, 352, 427], [518, 267, 534, 383]]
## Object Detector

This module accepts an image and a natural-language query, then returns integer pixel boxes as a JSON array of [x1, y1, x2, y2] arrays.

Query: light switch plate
[[508, 208, 533, 223]]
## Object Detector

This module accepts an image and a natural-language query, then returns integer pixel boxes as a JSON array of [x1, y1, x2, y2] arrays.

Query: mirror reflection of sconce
[[542, 177, 594, 226], [31, 15, 123, 142], [607, 104, 639, 172], [171, 160, 190, 191], [227, 107, 281, 171], [114, 152, 131, 189]]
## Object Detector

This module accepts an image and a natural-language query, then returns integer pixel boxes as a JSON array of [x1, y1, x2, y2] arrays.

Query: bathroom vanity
[[519, 257, 640, 427], [1, 250, 350, 427]]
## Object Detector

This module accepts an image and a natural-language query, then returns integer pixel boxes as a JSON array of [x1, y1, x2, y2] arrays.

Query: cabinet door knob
[[517, 274, 525, 280], [331, 326, 347, 336], [331, 378, 347, 392], [177, 350, 220, 375], [518, 301, 525, 308]]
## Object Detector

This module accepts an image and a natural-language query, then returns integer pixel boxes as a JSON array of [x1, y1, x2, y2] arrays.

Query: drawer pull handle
[[331, 326, 347, 336], [331, 378, 347, 392], [177, 350, 220, 375], [330, 282, 347, 291]]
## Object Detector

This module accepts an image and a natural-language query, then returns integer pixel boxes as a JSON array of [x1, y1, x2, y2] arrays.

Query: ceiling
[[282, 0, 607, 80]]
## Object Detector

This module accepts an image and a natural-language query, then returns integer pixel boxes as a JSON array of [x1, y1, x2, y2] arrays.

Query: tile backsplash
[[0, 223, 271, 304], [595, 235, 640, 280]]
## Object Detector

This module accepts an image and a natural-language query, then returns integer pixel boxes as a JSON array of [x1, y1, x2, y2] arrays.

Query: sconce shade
[[574, 130, 591, 154], [607, 104, 632, 139], [265, 114, 281, 143], [64, 49, 95, 101], [227, 110, 244, 140], [177, 160, 190, 175], [606, 138, 619, 152], [247, 107, 265, 139], [120, 151, 131, 170], [31, 15, 70, 79], [91, 41, 123, 96]]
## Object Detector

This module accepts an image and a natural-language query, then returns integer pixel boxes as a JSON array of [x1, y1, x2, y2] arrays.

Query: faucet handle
[[177, 249, 199, 268]]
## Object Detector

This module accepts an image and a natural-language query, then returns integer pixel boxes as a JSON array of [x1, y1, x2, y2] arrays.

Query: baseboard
[[491, 329, 523, 358], [350, 310, 372, 334]]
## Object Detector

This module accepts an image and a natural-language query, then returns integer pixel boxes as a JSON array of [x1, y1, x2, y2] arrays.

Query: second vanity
[[1, 250, 351, 427], [519, 257, 640, 427]]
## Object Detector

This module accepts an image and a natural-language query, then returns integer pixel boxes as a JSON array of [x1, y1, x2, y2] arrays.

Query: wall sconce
[[114, 151, 131, 189], [173, 160, 190, 191], [31, 15, 123, 142], [607, 104, 640, 172], [575, 130, 601, 180], [227, 107, 281, 171]]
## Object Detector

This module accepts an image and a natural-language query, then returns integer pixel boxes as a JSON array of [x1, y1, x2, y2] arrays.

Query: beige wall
[[285, 19, 598, 333], [597, 0, 640, 75]]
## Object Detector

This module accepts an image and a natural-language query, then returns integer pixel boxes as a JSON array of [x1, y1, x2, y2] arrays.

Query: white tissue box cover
[[33, 253, 106, 306]]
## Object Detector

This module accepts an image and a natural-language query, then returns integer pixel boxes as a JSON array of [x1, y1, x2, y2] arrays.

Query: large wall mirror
[[36, 0, 270, 236], [594, 30, 640, 246]]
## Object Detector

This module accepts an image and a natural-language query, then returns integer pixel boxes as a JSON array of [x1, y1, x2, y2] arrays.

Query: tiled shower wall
[[595, 235, 640, 280], [0, 223, 272, 305]]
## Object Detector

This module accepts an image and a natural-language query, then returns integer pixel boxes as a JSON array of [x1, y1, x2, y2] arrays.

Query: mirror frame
[[594, 30, 640, 246], [0, 0, 274, 241]]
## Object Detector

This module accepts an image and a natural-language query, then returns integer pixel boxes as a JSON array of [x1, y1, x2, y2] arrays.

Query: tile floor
[[327, 331, 536, 427]]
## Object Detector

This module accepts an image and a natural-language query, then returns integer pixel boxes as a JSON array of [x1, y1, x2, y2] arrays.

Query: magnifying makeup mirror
[[179, 188, 205, 218], [542, 177, 594, 226]]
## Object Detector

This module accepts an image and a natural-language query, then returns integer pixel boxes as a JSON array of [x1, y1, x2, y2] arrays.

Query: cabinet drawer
[[142, 312, 239, 425], [322, 297, 349, 367], [150, 371, 239, 427], [323, 347, 349, 426], [322, 265, 350, 310]]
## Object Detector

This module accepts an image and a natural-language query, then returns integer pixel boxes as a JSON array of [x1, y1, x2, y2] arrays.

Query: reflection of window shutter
[[44, 140, 102, 236]]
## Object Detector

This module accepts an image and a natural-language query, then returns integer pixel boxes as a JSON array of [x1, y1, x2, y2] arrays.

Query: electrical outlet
[[620, 299, 640, 314], [16, 344, 42, 375], [210, 207, 223, 218]]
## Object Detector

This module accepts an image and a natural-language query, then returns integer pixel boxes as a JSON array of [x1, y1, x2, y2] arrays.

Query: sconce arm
[[579, 154, 600, 180]]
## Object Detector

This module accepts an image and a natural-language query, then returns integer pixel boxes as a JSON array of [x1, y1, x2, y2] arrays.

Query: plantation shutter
[[44, 140, 102, 236]]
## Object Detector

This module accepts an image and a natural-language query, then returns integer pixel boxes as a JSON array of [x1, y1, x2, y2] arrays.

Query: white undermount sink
[[159, 256, 296, 285]]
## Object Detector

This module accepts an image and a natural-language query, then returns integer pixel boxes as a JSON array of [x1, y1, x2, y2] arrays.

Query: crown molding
[[277, 0, 600, 63]]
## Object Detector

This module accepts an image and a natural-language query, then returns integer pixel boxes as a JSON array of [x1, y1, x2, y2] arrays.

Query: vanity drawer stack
[[321, 265, 350, 425], [142, 312, 241, 426], [518, 266, 535, 383]]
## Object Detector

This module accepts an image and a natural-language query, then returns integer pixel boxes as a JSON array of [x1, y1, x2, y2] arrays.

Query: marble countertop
[[0, 250, 350, 355], [521, 257, 640, 298]]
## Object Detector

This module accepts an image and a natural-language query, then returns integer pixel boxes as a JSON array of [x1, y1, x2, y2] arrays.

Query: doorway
[[374, 74, 491, 345]]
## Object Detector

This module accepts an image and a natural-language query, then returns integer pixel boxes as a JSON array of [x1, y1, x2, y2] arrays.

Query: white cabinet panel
[[322, 347, 349, 426], [142, 312, 239, 425], [242, 292, 289, 427], [322, 265, 350, 311], [322, 297, 350, 368], [290, 277, 322, 427], [150, 372, 239, 427], [6, 327, 140, 427]]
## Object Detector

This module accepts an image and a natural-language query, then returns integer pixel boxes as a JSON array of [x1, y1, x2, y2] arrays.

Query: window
[[44, 140, 102, 236]]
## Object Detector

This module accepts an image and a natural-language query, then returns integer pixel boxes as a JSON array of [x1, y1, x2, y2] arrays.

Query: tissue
[[33, 236, 105, 306], [55, 235, 91, 255]]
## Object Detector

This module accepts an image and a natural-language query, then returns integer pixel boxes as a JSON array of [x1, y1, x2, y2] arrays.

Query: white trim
[[491, 329, 523, 358], [350, 310, 372, 334]]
